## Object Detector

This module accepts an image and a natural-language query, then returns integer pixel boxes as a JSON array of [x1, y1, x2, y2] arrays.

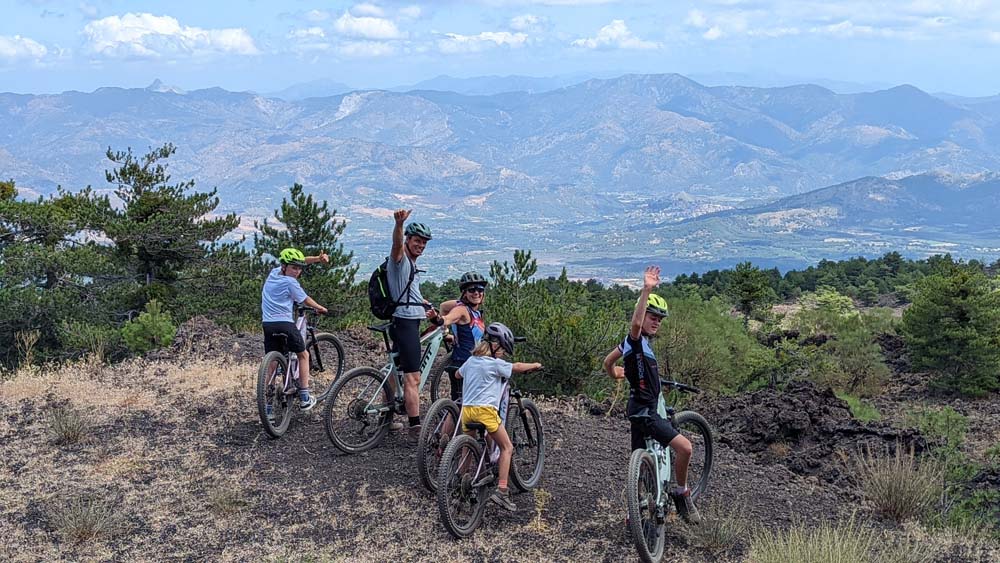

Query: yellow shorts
[[461, 406, 501, 433]]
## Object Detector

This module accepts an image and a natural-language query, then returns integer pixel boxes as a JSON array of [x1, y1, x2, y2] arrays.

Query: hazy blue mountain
[[393, 73, 601, 95], [689, 71, 892, 94], [4, 74, 1000, 278], [266, 78, 354, 101]]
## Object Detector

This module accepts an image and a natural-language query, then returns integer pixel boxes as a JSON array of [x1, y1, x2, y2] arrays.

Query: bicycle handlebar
[[660, 379, 701, 394]]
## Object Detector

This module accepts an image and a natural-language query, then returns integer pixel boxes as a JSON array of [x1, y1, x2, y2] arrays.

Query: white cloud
[[351, 3, 385, 17], [990, 30, 1000, 43], [82, 13, 259, 58], [333, 11, 405, 39], [510, 14, 547, 32], [288, 27, 326, 39], [571, 20, 660, 50], [399, 5, 423, 19], [338, 40, 396, 57], [78, 2, 99, 19], [305, 9, 331, 22], [0, 34, 48, 62], [685, 10, 708, 28], [439, 31, 528, 54], [703, 26, 723, 40]]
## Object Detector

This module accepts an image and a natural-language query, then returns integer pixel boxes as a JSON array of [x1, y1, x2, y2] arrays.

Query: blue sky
[[2, 0, 1000, 95]]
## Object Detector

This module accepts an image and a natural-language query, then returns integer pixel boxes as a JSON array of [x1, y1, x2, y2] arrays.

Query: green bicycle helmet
[[642, 294, 669, 318], [404, 222, 433, 240], [278, 248, 307, 266], [459, 271, 488, 291]]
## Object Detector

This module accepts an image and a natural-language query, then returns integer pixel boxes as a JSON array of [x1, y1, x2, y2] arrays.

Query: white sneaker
[[299, 395, 317, 412]]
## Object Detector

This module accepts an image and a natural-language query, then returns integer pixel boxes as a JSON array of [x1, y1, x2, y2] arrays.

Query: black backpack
[[367, 257, 416, 320]]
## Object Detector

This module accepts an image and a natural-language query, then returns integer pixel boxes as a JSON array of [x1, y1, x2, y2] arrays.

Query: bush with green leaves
[[783, 287, 890, 395], [901, 269, 1000, 396], [59, 321, 124, 363], [122, 300, 177, 354], [653, 294, 776, 393]]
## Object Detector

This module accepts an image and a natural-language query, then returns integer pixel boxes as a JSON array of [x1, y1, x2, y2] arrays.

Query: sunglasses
[[465, 286, 486, 294]]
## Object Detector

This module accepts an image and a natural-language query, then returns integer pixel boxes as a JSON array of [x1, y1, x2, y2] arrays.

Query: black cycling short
[[390, 317, 422, 373], [445, 364, 464, 402], [629, 408, 680, 451], [263, 321, 306, 354]]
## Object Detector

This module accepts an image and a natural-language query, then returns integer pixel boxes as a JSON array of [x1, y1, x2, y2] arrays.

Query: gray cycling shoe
[[671, 486, 701, 524], [490, 488, 517, 512], [299, 395, 317, 412]]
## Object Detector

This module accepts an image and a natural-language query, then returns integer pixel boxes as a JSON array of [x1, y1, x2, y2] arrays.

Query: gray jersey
[[458, 355, 514, 408], [387, 253, 425, 319]]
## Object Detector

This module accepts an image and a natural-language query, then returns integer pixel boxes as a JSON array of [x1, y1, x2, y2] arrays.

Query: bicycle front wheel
[[626, 448, 665, 563], [309, 332, 345, 401], [257, 351, 293, 439], [508, 398, 545, 491], [417, 398, 461, 493], [428, 367, 455, 404], [436, 434, 488, 539], [323, 367, 392, 454], [673, 411, 713, 500]]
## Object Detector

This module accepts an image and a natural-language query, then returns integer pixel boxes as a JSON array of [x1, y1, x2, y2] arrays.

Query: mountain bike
[[322, 319, 448, 454], [434, 383, 545, 538], [626, 379, 713, 563], [256, 306, 346, 439], [417, 385, 544, 494]]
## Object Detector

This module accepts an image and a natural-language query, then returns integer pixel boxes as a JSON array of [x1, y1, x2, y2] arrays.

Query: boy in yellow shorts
[[457, 322, 542, 511]]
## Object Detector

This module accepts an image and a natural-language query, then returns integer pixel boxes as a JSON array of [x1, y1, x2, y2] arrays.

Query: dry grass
[[681, 500, 750, 556], [47, 493, 127, 544], [47, 405, 91, 445], [749, 517, 933, 563], [857, 446, 942, 523], [766, 442, 791, 458], [529, 488, 553, 532], [207, 486, 250, 517]]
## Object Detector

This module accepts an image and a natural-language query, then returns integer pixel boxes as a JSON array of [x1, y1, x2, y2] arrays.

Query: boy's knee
[[673, 436, 693, 457]]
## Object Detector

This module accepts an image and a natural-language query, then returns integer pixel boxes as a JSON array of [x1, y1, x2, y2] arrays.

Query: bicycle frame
[[360, 326, 445, 414], [644, 395, 675, 509]]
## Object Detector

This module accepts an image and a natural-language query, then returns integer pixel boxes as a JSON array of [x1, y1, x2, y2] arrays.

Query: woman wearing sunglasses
[[436, 271, 488, 402]]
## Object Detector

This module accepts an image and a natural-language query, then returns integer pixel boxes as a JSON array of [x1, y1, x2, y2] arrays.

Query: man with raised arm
[[387, 209, 436, 443]]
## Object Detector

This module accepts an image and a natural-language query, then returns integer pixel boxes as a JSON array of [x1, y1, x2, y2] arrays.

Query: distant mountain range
[[2, 73, 1000, 279]]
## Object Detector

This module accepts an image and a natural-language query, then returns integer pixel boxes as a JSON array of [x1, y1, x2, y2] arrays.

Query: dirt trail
[[0, 319, 996, 562]]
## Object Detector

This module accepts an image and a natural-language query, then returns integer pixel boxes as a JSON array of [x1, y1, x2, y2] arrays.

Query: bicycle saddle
[[628, 407, 654, 422], [465, 422, 488, 434], [368, 322, 392, 334]]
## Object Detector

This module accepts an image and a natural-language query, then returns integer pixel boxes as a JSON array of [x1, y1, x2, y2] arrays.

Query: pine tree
[[97, 144, 239, 302], [901, 269, 1000, 396], [726, 261, 777, 327], [253, 183, 358, 317]]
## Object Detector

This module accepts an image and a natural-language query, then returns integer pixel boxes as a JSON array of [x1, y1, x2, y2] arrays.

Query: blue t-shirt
[[261, 267, 308, 323]]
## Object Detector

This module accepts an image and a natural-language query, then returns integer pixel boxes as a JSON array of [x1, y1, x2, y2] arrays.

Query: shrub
[[60, 321, 123, 363], [121, 299, 176, 354], [836, 393, 881, 422], [785, 289, 889, 395], [48, 406, 91, 446], [906, 407, 977, 483], [207, 486, 249, 516], [857, 446, 941, 522], [750, 518, 932, 563], [681, 501, 749, 555], [48, 493, 126, 544], [653, 295, 776, 393]]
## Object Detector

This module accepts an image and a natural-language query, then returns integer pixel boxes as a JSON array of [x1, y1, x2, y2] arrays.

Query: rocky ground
[[1, 319, 997, 562]]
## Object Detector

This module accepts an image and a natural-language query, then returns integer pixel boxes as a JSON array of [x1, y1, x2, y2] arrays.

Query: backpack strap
[[393, 257, 422, 308]]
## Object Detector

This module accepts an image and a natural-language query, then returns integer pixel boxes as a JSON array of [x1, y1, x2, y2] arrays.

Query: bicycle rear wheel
[[436, 434, 488, 539], [323, 367, 393, 454], [257, 351, 293, 439], [508, 398, 545, 491], [626, 448, 665, 563], [309, 332, 345, 402], [673, 411, 713, 500], [429, 367, 455, 404], [417, 398, 461, 493]]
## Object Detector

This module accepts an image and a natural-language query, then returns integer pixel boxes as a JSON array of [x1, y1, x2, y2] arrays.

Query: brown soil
[[1, 321, 997, 562]]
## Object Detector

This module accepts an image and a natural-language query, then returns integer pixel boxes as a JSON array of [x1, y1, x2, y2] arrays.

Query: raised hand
[[643, 265, 661, 291], [394, 209, 412, 225], [318, 252, 330, 264]]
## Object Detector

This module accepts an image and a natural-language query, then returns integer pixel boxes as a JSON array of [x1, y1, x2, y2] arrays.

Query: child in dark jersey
[[603, 265, 700, 524]]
